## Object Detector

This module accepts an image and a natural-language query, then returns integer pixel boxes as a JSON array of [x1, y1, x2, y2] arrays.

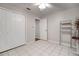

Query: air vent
[[26, 8, 31, 10]]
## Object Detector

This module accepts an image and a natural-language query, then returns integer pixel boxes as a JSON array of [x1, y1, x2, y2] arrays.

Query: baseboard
[[0, 43, 26, 54], [48, 40, 59, 44], [26, 39, 35, 45]]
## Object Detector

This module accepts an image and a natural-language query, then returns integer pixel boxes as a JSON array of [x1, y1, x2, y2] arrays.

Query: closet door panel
[[0, 9, 25, 52], [6, 13, 25, 48], [0, 9, 9, 52]]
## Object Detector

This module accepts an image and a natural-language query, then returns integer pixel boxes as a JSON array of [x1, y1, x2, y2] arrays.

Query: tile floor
[[0, 40, 78, 56]]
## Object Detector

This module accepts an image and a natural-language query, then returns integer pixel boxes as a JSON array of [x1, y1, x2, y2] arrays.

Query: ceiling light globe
[[38, 4, 46, 10]]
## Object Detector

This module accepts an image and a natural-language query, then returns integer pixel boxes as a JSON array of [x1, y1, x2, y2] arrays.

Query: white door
[[40, 18, 47, 40]]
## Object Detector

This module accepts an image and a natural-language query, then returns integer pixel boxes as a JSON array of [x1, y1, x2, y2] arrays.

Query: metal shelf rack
[[60, 20, 73, 47]]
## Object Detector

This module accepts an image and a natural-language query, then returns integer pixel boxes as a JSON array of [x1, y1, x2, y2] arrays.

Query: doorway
[[35, 19, 40, 41]]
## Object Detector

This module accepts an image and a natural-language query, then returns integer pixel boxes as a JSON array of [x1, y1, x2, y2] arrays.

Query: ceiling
[[0, 3, 79, 18]]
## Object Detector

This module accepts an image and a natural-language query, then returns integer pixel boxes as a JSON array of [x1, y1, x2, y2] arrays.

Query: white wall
[[47, 8, 79, 46], [25, 13, 38, 43]]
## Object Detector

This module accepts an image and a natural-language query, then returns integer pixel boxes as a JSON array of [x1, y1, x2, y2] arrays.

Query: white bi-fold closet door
[[0, 8, 25, 52]]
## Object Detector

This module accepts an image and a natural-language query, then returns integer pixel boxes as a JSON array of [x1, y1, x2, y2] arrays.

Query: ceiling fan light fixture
[[34, 3, 51, 10], [38, 4, 46, 10]]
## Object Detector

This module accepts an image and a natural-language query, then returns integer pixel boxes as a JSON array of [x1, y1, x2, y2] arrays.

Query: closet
[[0, 8, 25, 52]]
